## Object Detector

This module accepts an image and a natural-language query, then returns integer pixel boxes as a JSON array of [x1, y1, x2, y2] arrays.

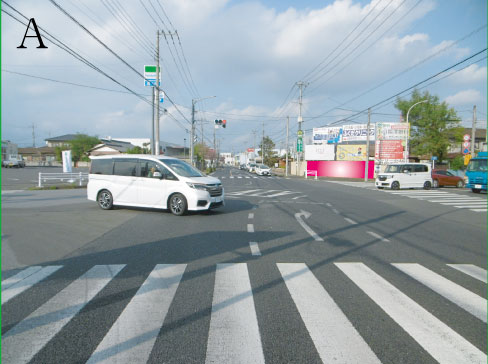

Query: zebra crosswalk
[[2, 262, 486, 364], [226, 189, 304, 198], [221, 175, 281, 180], [324, 181, 487, 212]]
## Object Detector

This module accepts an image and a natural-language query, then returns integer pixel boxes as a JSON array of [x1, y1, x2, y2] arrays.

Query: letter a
[[17, 18, 48, 49]]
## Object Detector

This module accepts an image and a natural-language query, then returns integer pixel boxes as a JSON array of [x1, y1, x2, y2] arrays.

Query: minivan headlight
[[186, 182, 207, 190]]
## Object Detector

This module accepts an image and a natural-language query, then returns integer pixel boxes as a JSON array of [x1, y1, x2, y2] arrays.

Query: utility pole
[[262, 121, 265, 164], [364, 108, 371, 182], [155, 30, 160, 155], [191, 100, 195, 166], [296, 81, 308, 175], [213, 121, 216, 167], [286, 116, 289, 177], [252, 130, 257, 160], [183, 138, 186, 159], [471, 105, 477, 156], [31, 123, 36, 147]]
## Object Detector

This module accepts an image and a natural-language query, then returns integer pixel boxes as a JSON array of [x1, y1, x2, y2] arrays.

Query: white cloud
[[444, 89, 481, 106], [448, 64, 487, 85]]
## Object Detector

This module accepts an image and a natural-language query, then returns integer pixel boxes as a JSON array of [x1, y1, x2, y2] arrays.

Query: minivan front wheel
[[423, 181, 432, 190], [391, 181, 400, 190], [98, 190, 113, 210], [169, 193, 187, 216]]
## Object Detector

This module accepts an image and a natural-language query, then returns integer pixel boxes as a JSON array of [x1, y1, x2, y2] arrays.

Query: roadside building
[[2, 140, 18, 161], [18, 146, 57, 166], [88, 138, 135, 156], [45, 134, 80, 147]]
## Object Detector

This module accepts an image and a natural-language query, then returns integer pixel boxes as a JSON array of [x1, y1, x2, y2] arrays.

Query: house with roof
[[45, 134, 80, 148]]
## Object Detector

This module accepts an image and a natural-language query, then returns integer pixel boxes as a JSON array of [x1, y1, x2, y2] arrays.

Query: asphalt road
[[1, 166, 486, 364]]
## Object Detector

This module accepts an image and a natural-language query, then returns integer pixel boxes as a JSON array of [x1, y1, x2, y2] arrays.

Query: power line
[[47, 0, 192, 125]]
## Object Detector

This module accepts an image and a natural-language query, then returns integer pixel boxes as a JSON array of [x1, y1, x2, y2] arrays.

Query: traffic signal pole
[[155, 30, 160, 155]]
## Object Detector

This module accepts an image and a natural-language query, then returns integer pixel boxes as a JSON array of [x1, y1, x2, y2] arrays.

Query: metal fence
[[305, 170, 318, 180], [38, 172, 89, 188]]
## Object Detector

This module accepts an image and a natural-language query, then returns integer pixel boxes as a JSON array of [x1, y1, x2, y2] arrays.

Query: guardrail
[[38, 172, 89, 188], [305, 170, 318, 180]]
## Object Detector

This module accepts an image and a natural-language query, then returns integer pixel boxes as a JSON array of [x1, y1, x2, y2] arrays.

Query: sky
[[2, 0, 487, 153]]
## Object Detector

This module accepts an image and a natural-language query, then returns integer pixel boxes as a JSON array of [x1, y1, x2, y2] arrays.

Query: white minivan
[[87, 155, 224, 215], [375, 163, 432, 190]]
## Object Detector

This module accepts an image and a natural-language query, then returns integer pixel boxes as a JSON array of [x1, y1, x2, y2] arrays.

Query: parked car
[[375, 163, 432, 190], [2, 157, 24, 168], [255, 164, 271, 176], [239, 164, 246, 170], [432, 169, 464, 188], [87, 155, 224, 216]]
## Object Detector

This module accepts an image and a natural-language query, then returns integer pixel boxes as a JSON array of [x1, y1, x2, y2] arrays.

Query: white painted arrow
[[295, 210, 324, 241]]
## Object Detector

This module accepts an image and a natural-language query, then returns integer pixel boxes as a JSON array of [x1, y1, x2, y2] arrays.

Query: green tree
[[70, 134, 100, 162], [127, 146, 149, 154], [395, 90, 463, 161], [258, 136, 276, 165]]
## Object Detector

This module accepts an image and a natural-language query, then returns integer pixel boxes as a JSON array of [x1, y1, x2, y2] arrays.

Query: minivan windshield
[[384, 165, 403, 173], [160, 158, 205, 177]]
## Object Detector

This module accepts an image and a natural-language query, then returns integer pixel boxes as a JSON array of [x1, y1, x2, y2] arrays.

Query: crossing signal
[[222, 120, 226, 128]]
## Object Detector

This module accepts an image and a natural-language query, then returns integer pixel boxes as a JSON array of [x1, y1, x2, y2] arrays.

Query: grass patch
[[28, 184, 87, 191]]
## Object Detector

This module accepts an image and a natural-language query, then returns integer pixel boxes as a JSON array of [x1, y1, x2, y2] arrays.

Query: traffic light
[[214, 119, 227, 128]]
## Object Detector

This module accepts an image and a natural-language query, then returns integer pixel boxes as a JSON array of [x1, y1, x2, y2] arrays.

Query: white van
[[375, 163, 432, 190], [87, 155, 224, 215]]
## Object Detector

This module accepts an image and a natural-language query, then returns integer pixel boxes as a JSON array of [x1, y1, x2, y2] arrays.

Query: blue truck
[[465, 151, 487, 193]]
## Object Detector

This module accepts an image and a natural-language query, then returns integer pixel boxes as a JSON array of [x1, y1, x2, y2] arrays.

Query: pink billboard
[[307, 160, 375, 179]]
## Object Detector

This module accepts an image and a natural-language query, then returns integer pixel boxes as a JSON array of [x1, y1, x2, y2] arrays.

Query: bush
[[449, 155, 465, 170]]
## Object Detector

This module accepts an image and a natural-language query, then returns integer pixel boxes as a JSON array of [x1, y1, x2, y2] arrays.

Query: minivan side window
[[113, 160, 137, 176], [140, 160, 163, 178], [414, 165, 428, 172], [90, 159, 113, 175], [160, 165, 178, 181]]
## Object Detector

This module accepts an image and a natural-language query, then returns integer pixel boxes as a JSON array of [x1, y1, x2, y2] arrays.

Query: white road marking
[[344, 218, 358, 225], [2, 265, 125, 364], [428, 199, 485, 203], [326, 203, 332, 207], [2, 265, 63, 304], [393, 263, 486, 322], [86, 264, 186, 364], [332, 208, 340, 214], [237, 176, 242, 179], [247, 224, 254, 233], [1, 190, 25, 194], [470, 208, 487, 212], [206, 264, 265, 364], [230, 176, 234, 179], [447, 264, 487, 283], [248, 213, 254, 219], [248, 190, 281, 196], [367, 231, 390, 242], [335, 263, 486, 364], [249, 242, 261, 256], [295, 210, 324, 242], [441, 201, 487, 205], [227, 189, 261, 196], [454, 204, 487, 209], [278, 263, 381, 364], [265, 191, 296, 197], [292, 195, 307, 200]]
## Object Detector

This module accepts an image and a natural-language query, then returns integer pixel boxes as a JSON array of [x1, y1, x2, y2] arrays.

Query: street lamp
[[405, 99, 428, 162], [191, 96, 216, 166]]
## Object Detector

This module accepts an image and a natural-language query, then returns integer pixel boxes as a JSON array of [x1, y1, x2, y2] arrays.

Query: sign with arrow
[[295, 210, 323, 241]]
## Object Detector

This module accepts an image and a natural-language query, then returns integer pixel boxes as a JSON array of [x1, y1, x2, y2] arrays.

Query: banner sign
[[305, 144, 335, 161], [247, 148, 255, 153], [62, 150, 72, 173], [342, 124, 376, 141], [375, 140, 405, 164], [312, 127, 342, 144], [336, 144, 367, 161], [376, 122, 409, 140]]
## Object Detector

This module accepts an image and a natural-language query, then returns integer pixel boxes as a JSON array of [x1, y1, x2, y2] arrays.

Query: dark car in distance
[[432, 169, 464, 188]]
